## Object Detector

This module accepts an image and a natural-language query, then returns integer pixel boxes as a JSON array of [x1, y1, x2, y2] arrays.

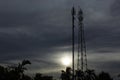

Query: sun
[[61, 57, 71, 66]]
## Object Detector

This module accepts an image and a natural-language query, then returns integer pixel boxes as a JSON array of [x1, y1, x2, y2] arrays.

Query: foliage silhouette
[[75, 70, 84, 80], [7, 60, 31, 80], [0, 60, 53, 80], [75, 69, 97, 80], [34, 73, 53, 80], [0, 60, 114, 80], [60, 67, 72, 80], [0, 65, 8, 80], [34, 73, 42, 80], [60, 70, 66, 80], [0, 60, 32, 80], [97, 71, 113, 80], [60, 67, 114, 80], [85, 69, 97, 80]]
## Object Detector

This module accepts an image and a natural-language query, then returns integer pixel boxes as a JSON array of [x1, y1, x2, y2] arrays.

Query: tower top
[[78, 9, 83, 22], [71, 7, 76, 16]]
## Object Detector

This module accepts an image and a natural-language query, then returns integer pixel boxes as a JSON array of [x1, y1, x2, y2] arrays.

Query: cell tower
[[77, 8, 87, 71], [71, 6, 75, 80], [71, 3, 87, 80]]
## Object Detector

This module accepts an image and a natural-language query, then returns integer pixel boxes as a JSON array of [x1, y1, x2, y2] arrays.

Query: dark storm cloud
[[0, 0, 72, 61], [0, 0, 70, 27], [88, 60, 120, 76], [0, 0, 39, 27], [0, 12, 40, 27], [87, 26, 120, 45], [110, 0, 120, 16], [0, 0, 120, 77], [0, 30, 72, 62], [83, 0, 120, 54]]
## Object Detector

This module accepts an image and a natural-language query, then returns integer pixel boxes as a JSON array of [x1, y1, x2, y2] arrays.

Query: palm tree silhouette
[[85, 69, 97, 80], [8, 60, 31, 80]]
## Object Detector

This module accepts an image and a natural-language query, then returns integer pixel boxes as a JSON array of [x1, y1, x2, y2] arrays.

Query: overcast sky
[[0, 0, 120, 78]]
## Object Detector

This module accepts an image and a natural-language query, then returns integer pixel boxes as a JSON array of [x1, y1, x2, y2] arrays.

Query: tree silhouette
[[75, 70, 84, 80], [34, 73, 53, 80], [0, 60, 115, 80], [34, 73, 42, 80], [6, 60, 31, 80], [75, 69, 97, 80], [22, 75, 33, 80], [0, 65, 8, 80], [97, 71, 113, 80], [85, 69, 97, 80], [60, 67, 72, 80], [60, 70, 66, 80], [66, 67, 72, 80]]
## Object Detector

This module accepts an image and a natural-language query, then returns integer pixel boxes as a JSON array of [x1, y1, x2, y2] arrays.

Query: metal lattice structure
[[71, 6, 76, 80], [71, 5, 88, 80], [77, 8, 88, 72]]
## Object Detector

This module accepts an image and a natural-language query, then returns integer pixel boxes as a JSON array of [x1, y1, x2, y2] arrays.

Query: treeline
[[0, 60, 119, 80], [60, 67, 114, 80], [0, 60, 53, 80]]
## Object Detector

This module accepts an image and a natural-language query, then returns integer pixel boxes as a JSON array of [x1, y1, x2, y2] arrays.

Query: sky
[[0, 0, 120, 78]]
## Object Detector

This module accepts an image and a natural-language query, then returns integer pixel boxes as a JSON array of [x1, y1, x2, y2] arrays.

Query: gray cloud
[[110, 0, 120, 16], [0, 0, 120, 78]]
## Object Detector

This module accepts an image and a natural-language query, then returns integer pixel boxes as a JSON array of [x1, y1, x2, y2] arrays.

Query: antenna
[[71, 1, 88, 80], [77, 8, 88, 71], [71, 6, 75, 80]]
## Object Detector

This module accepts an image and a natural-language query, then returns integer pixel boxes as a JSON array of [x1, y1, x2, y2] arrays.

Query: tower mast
[[77, 8, 87, 71], [71, 6, 75, 80]]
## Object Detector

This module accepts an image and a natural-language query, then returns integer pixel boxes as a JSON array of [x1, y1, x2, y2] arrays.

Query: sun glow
[[61, 57, 71, 66]]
